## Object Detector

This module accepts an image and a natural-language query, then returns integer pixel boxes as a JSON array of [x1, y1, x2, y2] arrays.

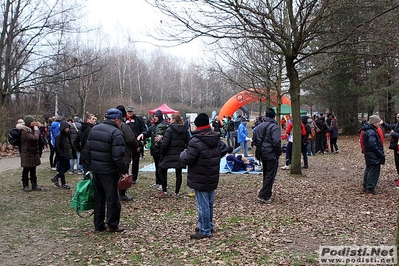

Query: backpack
[[71, 171, 94, 217], [8, 128, 21, 146], [307, 127, 316, 141]]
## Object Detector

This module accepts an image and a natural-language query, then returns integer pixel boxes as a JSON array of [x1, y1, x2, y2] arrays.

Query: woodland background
[[1, 0, 399, 141]]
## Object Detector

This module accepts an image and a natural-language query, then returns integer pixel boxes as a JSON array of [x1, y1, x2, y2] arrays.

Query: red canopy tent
[[148, 103, 179, 114]]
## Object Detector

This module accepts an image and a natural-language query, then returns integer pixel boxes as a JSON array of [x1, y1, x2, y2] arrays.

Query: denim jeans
[[285, 142, 293, 166], [226, 131, 234, 147], [233, 141, 248, 156], [69, 151, 83, 173], [194, 190, 215, 236], [301, 142, 308, 166]]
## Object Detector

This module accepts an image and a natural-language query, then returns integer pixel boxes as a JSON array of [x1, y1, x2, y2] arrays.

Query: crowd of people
[[14, 106, 399, 238]]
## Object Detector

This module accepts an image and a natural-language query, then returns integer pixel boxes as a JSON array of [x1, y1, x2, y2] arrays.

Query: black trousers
[[49, 144, 56, 168], [258, 158, 278, 200], [158, 167, 183, 194], [93, 172, 121, 231], [131, 150, 140, 182], [22, 167, 37, 186], [153, 155, 162, 184]]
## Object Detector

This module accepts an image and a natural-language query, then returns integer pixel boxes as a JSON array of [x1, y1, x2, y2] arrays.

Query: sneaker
[[396, 186, 399, 190], [77, 171, 83, 175], [190, 233, 211, 239], [61, 184, 71, 190], [156, 185, 163, 191], [302, 165, 309, 169], [174, 193, 180, 199], [50, 167, 57, 171], [187, 192, 195, 197], [155, 192, 169, 198], [23, 186, 32, 192], [50, 177, 60, 187], [149, 183, 158, 188], [281, 165, 290, 170], [335, 150, 339, 153], [256, 197, 272, 204], [69, 171, 74, 175]]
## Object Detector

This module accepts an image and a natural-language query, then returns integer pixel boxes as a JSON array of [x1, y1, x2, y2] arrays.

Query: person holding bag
[[18, 115, 42, 192]]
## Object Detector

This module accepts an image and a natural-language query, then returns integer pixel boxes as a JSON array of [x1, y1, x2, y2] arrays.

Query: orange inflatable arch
[[218, 89, 291, 119]]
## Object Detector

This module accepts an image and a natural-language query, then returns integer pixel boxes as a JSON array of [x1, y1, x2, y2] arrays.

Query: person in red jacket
[[281, 117, 306, 170]]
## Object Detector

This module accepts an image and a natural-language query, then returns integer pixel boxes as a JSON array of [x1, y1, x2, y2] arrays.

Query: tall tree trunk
[[286, 56, 302, 175]]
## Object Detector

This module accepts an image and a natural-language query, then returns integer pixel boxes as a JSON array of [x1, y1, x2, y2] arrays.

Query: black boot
[[302, 157, 309, 168], [31, 178, 42, 191], [23, 182, 31, 192], [119, 189, 133, 201]]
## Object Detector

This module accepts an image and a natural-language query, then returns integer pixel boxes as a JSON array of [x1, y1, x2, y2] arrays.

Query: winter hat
[[265, 108, 276, 119], [368, 115, 382, 125], [126, 106, 134, 112], [194, 113, 210, 127], [116, 105, 127, 117], [24, 115, 35, 125], [105, 108, 122, 119], [154, 110, 163, 119]]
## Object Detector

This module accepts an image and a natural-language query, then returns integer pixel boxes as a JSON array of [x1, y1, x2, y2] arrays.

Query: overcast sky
[[85, 0, 205, 59]]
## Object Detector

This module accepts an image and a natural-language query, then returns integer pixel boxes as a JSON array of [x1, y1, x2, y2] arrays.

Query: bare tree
[[147, 0, 399, 174], [0, 0, 84, 108]]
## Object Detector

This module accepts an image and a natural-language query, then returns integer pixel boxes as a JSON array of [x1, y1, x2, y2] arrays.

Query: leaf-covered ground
[[0, 135, 397, 265]]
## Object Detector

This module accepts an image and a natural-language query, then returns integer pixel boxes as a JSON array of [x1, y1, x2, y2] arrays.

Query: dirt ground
[[0, 135, 397, 265]]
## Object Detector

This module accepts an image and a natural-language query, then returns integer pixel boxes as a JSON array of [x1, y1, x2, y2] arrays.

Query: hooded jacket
[[148, 115, 169, 157], [159, 123, 189, 169], [55, 121, 73, 161], [17, 123, 41, 168], [361, 122, 385, 165], [180, 128, 221, 191]]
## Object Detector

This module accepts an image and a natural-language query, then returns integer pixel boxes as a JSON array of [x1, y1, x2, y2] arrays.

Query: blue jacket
[[86, 120, 128, 175], [237, 122, 248, 143], [328, 125, 338, 139], [361, 123, 385, 165], [50, 120, 61, 147]]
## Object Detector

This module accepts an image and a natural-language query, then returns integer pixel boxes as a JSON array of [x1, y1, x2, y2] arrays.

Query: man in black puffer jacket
[[87, 108, 129, 233], [361, 115, 385, 195], [180, 113, 221, 240]]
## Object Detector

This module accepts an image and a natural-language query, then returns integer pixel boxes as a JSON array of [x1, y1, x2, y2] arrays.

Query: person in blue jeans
[[233, 117, 249, 156], [180, 113, 221, 239]]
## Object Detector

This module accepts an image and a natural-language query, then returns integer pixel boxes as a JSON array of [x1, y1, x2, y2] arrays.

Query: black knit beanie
[[194, 113, 210, 127]]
